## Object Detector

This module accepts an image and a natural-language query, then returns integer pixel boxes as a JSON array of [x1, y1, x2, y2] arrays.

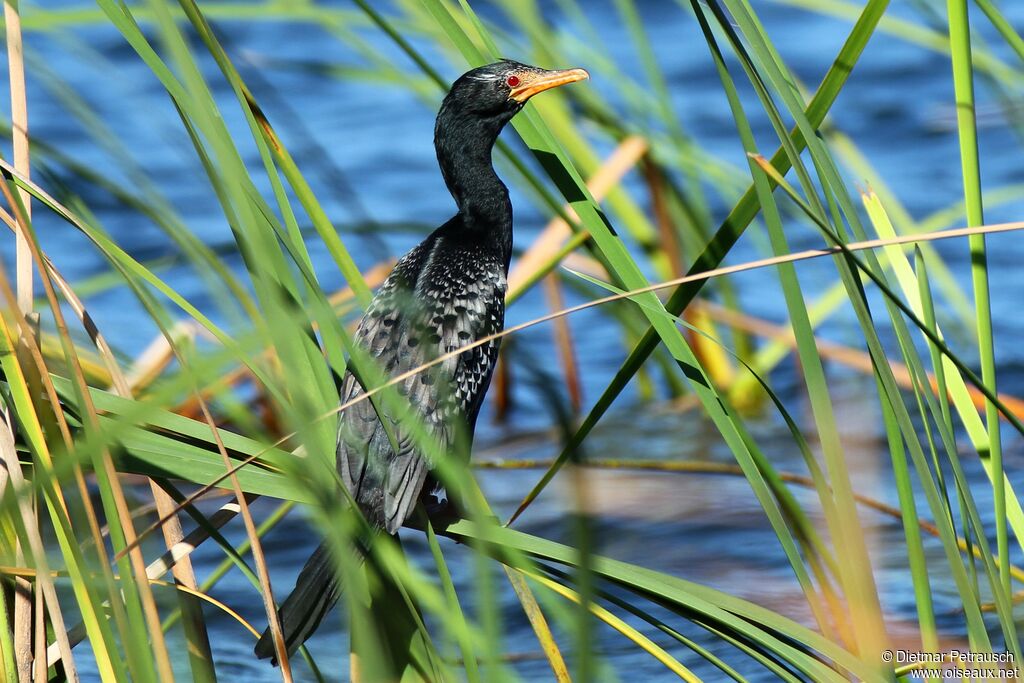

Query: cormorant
[[255, 59, 588, 662]]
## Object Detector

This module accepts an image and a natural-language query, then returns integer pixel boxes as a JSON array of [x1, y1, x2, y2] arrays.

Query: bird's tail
[[254, 542, 344, 664]]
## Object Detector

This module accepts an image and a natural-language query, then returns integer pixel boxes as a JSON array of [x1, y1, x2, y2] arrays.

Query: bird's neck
[[435, 114, 513, 259]]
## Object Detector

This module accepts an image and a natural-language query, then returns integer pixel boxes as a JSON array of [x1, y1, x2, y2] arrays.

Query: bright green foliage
[[0, 1, 1021, 681]]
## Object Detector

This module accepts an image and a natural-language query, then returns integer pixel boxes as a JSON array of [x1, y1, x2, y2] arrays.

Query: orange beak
[[510, 67, 590, 103]]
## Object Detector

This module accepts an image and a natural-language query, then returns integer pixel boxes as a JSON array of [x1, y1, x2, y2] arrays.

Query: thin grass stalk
[[915, 246, 964, 567], [424, 522, 482, 683], [974, 0, 1024, 64], [860, 188, 1024, 567], [132, 3, 338, 671], [774, 0, 1017, 84], [9, 208, 177, 682], [725, 0, 1015, 654], [588, 585, 748, 682], [946, 0, 1008, 602], [715, 0, 901, 658], [877, 396, 939, 655], [860, 191, 1024, 553]]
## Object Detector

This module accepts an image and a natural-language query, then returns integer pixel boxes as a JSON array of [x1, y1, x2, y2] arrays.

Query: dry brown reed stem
[[508, 136, 648, 412], [543, 274, 581, 411], [3, 565, 260, 639], [506, 135, 648, 294], [168, 362, 294, 677], [4, 3, 33, 676], [493, 347, 512, 420], [109, 219, 1024, 566], [0, 414, 78, 680], [5, 0, 30, 316], [48, 497, 253, 662]]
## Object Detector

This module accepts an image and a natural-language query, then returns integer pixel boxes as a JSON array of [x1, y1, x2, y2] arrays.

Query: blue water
[[8, 0, 1024, 679]]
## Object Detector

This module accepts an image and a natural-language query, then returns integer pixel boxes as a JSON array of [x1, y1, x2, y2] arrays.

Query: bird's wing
[[336, 239, 505, 534], [336, 242, 430, 532], [379, 246, 506, 530]]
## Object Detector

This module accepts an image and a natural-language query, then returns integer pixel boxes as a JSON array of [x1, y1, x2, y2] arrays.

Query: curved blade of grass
[[861, 191, 1024, 553], [528, 571, 700, 682], [508, 0, 889, 522], [442, 520, 879, 682]]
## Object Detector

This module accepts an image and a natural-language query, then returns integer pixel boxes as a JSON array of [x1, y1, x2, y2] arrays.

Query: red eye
[[506, 75, 520, 87]]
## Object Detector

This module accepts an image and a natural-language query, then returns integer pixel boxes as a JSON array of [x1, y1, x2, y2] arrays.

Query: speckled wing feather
[[336, 231, 505, 534]]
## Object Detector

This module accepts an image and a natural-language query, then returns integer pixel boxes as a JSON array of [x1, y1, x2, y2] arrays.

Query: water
[[9, 0, 1024, 679]]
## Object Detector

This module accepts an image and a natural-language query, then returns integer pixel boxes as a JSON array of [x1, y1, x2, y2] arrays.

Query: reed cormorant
[[255, 59, 588, 662]]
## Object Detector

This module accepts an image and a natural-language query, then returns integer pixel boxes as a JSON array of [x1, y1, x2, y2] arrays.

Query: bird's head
[[441, 59, 589, 125], [434, 60, 588, 222]]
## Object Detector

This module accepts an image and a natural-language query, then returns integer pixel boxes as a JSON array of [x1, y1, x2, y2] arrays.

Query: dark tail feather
[[254, 542, 342, 664]]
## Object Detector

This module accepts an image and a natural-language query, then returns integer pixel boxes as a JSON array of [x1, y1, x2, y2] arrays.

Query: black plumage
[[255, 59, 588, 662]]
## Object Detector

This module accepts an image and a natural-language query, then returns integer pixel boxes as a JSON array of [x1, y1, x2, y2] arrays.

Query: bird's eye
[[506, 75, 520, 87]]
